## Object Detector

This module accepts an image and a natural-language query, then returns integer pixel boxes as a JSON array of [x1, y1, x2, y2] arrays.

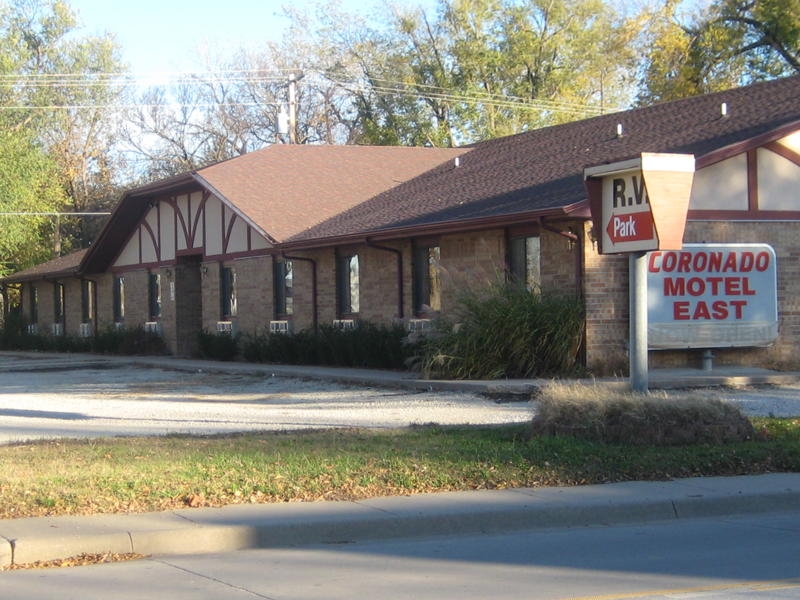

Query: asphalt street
[[3, 510, 799, 599]]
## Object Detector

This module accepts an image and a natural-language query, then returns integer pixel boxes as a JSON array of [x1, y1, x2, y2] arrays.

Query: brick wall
[[233, 256, 273, 335], [438, 230, 506, 311], [94, 273, 114, 331], [539, 223, 581, 295], [200, 261, 221, 334], [582, 221, 630, 374], [121, 269, 154, 327]]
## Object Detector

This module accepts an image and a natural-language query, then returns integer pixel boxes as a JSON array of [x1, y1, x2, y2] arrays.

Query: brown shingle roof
[[288, 76, 800, 244], [196, 145, 469, 242], [80, 145, 466, 274], [1, 249, 87, 283]]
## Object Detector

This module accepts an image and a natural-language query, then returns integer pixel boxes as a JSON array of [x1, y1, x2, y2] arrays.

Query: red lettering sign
[[606, 211, 654, 244]]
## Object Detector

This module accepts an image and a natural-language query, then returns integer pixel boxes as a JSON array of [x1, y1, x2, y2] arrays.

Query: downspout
[[366, 239, 404, 319], [282, 253, 318, 333]]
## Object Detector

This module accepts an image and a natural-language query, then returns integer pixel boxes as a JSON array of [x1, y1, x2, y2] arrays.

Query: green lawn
[[1, 418, 798, 519]]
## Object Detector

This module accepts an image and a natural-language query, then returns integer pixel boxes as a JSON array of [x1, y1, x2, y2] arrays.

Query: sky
[[68, 0, 437, 77]]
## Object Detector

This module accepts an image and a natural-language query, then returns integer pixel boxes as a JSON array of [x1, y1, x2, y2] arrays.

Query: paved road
[[3, 510, 799, 599], [0, 364, 534, 444]]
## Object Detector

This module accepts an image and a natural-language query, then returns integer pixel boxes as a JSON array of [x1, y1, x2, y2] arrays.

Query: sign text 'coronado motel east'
[[647, 244, 778, 349]]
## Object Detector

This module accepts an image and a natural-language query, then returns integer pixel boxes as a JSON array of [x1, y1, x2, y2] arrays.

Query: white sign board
[[647, 244, 778, 349], [599, 171, 657, 253]]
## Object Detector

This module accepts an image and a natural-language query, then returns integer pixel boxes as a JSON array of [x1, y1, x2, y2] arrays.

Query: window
[[53, 282, 65, 324], [336, 253, 359, 315], [148, 272, 161, 320], [113, 276, 125, 323], [274, 259, 293, 317], [413, 244, 442, 315], [29, 285, 38, 324], [81, 280, 95, 323], [220, 266, 238, 318], [509, 235, 541, 291]]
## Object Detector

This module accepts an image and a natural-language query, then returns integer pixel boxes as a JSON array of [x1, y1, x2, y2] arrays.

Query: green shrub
[[530, 384, 755, 446], [242, 321, 412, 369], [0, 320, 168, 356], [197, 330, 239, 361], [420, 284, 584, 379]]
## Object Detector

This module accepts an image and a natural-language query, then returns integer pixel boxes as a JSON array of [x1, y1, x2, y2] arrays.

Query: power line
[[0, 212, 111, 216], [0, 67, 621, 117]]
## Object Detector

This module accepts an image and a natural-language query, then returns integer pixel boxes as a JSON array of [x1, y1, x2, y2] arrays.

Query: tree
[[0, 128, 65, 276], [707, 0, 800, 76], [638, 0, 799, 104], [303, 0, 640, 146], [0, 0, 128, 249]]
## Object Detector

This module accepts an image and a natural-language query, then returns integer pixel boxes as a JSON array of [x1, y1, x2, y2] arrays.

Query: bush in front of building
[[197, 329, 240, 361], [420, 284, 584, 380], [0, 317, 168, 355], [93, 326, 169, 356], [241, 322, 412, 370]]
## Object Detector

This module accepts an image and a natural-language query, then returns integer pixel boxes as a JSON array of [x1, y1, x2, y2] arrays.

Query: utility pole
[[287, 71, 304, 144]]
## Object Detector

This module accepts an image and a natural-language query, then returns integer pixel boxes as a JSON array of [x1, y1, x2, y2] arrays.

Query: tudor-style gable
[[689, 129, 800, 218], [112, 190, 272, 269]]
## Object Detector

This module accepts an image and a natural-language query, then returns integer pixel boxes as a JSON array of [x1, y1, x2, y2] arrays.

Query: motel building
[[2, 76, 800, 375]]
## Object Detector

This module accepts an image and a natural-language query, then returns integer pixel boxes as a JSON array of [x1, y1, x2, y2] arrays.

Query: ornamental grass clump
[[530, 383, 755, 446], [421, 284, 584, 379]]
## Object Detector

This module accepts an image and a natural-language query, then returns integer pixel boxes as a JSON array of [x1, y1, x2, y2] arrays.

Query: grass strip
[[1, 419, 798, 520]]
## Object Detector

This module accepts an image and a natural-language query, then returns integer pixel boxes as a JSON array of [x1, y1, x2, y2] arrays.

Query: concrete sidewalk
[[1, 473, 799, 568]]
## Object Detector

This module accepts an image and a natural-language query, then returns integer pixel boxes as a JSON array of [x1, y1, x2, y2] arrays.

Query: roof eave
[[1, 266, 81, 284], [279, 201, 590, 252], [696, 118, 800, 169]]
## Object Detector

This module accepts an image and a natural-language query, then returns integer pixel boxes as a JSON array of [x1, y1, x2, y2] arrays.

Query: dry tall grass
[[530, 382, 755, 445]]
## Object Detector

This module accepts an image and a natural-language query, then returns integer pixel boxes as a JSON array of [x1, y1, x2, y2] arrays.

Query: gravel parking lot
[[0, 364, 535, 444], [1, 353, 798, 445]]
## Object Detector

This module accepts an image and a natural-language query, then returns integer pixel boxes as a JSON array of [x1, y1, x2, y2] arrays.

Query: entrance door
[[174, 255, 203, 356]]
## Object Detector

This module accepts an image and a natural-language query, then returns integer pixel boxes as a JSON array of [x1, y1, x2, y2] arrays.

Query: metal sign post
[[629, 252, 648, 392]]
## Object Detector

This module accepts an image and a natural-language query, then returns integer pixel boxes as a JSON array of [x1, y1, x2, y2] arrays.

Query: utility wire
[[0, 67, 620, 116]]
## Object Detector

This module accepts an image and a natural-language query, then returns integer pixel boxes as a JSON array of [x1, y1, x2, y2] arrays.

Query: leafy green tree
[[0, 127, 65, 276], [638, 0, 799, 103], [707, 0, 800, 77], [0, 0, 127, 249], [303, 0, 639, 146]]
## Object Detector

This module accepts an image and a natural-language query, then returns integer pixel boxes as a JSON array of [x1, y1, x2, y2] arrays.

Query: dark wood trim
[[765, 141, 800, 166], [202, 248, 272, 261], [224, 213, 238, 255], [747, 149, 759, 212], [687, 209, 800, 221], [696, 119, 800, 169]]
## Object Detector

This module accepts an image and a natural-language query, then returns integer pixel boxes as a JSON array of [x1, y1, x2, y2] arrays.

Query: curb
[[2, 474, 799, 567]]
